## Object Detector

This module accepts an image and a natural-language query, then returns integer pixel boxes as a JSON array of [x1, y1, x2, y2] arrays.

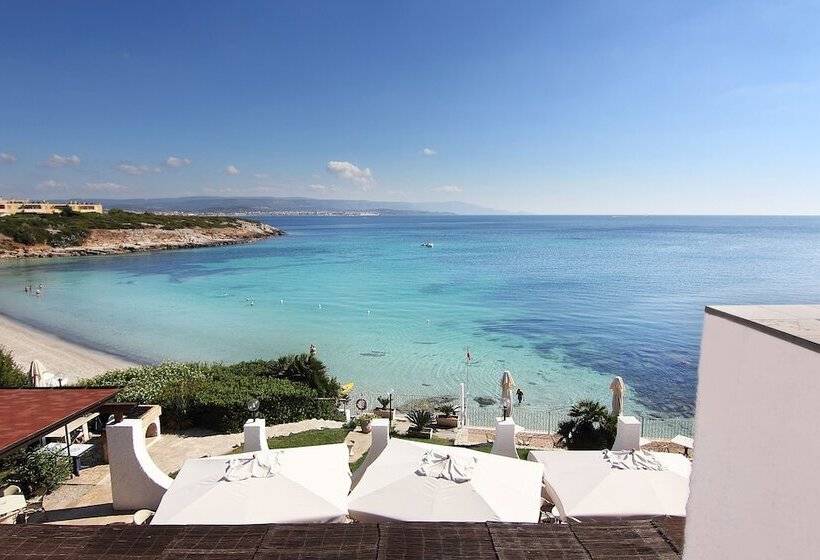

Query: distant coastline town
[[0, 198, 103, 216]]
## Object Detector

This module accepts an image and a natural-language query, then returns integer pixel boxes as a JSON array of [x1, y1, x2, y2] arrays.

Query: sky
[[0, 1, 818, 214]]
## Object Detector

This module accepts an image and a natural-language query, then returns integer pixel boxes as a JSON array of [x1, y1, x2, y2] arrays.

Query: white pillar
[[106, 419, 172, 511], [369, 418, 390, 460], [611, 415, 642, 451], [243, 418, 268, 453], [491, 417, 517, 458], [352, 418, 390, 486]]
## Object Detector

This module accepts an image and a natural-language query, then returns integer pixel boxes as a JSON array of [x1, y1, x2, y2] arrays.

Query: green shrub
[[228, 355, 340, 398], [0, 211, 255, 248], [83, 360, 337, 433], [556, 400, 617, 450], [0, 347, 27, 387], [437, 404, 458, 417], [1, 448, 72, 496]]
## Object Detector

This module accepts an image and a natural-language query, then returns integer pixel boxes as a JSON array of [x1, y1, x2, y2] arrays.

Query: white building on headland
[[0, 199, 103, 216]]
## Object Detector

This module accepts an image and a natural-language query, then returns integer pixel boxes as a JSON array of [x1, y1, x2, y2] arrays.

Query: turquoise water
[[1, 215, 819, 416]]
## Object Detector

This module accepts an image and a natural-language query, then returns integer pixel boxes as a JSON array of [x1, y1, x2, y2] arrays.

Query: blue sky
[[0, 1, 818, 214]]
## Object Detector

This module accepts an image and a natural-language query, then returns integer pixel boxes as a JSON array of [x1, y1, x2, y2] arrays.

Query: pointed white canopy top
[[529, 449, 691, 521], [349, 438, 543, 523], [151, 444, 351, 525]]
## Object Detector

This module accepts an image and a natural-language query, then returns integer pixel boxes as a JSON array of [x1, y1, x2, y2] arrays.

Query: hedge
[[83, 360, 338, 433]]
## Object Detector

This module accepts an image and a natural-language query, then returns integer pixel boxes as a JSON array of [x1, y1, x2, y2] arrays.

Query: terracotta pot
[[407, 427, 433, 439], [359, 423, 372, 434]]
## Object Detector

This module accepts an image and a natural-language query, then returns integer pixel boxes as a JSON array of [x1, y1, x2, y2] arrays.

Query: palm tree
[[269, 353, 340, 397], [557, 399, 617, 450]]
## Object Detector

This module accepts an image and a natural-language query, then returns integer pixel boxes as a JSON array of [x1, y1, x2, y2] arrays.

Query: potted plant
[[435, 404, 459, 429], [406, 409, 433, 439], [356, 413, 375, 434], [374, 396, 394, 419]]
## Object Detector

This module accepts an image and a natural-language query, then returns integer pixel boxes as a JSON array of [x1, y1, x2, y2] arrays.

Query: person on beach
[[517, 387, 524, 405]]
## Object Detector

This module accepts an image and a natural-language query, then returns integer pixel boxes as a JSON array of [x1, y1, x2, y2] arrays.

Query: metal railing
[[347, 388, 694, 440]]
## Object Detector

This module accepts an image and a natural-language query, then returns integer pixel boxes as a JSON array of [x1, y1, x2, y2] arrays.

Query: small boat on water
[[421, 241, 434, 248]]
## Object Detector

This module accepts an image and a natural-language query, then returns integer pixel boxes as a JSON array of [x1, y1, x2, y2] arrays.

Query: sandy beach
[[0, 313, 138, 382]]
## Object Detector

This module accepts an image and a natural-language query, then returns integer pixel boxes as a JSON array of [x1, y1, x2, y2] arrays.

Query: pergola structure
[[0, 388, 119, 458], [0, 519, 685, 559]]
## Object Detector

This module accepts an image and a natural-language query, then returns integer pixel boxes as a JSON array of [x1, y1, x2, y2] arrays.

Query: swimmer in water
[[466, 350, 472, 363], [309, 343, 317, 357]]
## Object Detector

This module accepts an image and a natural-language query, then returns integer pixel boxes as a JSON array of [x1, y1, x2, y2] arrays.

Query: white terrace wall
[[684, 309, 820, 560]]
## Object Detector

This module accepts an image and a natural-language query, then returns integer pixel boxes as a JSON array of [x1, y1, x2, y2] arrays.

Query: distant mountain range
[[93, 196, 500, 216]]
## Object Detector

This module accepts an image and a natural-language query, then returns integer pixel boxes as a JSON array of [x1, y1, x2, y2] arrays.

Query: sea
[[1, 215, 819, 418]]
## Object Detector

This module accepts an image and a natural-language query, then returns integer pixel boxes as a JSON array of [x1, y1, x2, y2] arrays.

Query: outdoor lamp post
[[247, 397, 260, 421], [388, 390, 393, 431]]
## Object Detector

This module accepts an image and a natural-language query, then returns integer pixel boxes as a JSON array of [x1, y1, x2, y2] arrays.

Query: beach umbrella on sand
[[28, 360, 44, 387], [610, 376, 625, 417], [500, 370, 515, 415]]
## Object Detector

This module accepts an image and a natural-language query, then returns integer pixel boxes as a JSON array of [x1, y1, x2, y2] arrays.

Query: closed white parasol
[[28, 360, 44, 387], [610, 376, 625, 417], [500, 370, 515, 416]]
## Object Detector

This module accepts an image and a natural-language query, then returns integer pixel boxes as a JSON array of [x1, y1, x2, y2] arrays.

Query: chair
[[484, 432, 494, 444], [2, 485, 22, 497], [132, 509, 155, 525]]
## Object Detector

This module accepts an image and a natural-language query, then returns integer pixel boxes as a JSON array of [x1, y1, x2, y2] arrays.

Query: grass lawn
[[232, 428, 530, 467], [395, 434, 530, 459], [266, 428, 350, 450]]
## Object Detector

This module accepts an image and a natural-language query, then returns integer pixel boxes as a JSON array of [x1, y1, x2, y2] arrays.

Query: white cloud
[[84, 181, 129, 193], [0, 152, 17, 164], [116, 163, 160, 175], [421, 147, 437, 156], [164, 155, 192, 168], [45, 154, 80, 167], [37, 179, 65, 190], [433, 185, 463, 193], [326, 160, 373, 187], [225, 165, 240, 176], [253, 173, 270, 179]]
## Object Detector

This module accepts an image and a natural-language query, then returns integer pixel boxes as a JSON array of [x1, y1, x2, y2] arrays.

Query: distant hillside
[[93, 196, 499, 216], [0, 210, 279, 258]]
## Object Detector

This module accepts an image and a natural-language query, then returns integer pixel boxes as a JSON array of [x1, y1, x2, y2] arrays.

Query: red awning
[[0, 388, 119, 457]]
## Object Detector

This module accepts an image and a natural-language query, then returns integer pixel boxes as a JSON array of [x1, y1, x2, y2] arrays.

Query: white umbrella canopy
[[528, 450, 691, 521], [151, 444, 351, 525], [348, 438, 543, 523], [610, 376, 625, 416]]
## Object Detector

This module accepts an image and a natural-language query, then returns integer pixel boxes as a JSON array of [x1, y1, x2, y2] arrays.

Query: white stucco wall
[[684, 312, 820, 559]]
